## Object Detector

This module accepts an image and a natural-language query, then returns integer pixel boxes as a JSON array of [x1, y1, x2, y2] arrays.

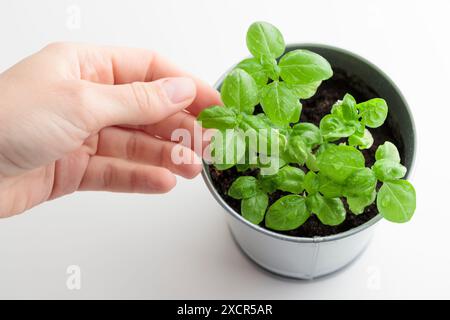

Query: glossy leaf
[[320, 114, 355, 141], [220, 68, 258, 114], [197, 106, 237, 130], [357, 98, 388, 128], [286, 81, 321, 99], [236, 58, 268, 87], [305, 152, 319, 172], [372, 159, 407, 182], [275, 165, 305, 194], [265, 195, 310, 231], [375, 141, 401, 163], [258, 165, 304, 194], [246, 21, 285, 59], [315, 143, 332, 157], [341, 94, 358, 119], [283, 135, 310, 165], [318, 173, 344, 198], [239, 113, 282, 155], [279, 49, 333, 84], [344, 167, 377, 197], [228, 176, 259, 199], [260, 56, 280, 80], [211, 129, 245, 170], [331, 93, 358, 121], [241, 190, 269, 224], [347, 190, 376, 215], [259, 155, 286, 175], [349, 128, 374, 150], [317, 144, 365, 184], [291, 122, 323, 148], [377, 180, 416, 223], [260, 81, 299, 126], [304, 171, 319, 194], [289, 103, 302, 123], [258, 172, 279, 193], [306, 193, 346, 226]]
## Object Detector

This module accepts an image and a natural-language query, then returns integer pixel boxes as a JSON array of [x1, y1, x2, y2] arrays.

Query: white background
[[0, 0, 448, 299]]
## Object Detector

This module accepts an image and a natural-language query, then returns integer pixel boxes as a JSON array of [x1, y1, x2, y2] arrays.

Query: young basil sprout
[[197, 21, 416, 231]]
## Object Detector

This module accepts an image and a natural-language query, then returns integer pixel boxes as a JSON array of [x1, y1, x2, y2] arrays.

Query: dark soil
[[208, 68, 405, 237]]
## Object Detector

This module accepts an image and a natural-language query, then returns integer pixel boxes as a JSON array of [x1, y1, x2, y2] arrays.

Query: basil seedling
[[198, 21, 416, 231]]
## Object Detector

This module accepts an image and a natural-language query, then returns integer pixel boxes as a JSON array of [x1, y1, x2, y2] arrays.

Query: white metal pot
[[202, 44, 416, 279]]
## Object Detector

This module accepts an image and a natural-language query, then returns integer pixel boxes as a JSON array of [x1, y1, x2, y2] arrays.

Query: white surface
[[0, 0, 448, 299]]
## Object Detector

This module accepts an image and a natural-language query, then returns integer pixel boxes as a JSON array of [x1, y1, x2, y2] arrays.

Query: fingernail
[[162, 77, 196, 103]]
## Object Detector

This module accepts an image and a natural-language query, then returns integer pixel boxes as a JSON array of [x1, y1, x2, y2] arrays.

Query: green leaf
[[258, 173, 279, 193], [375, 141, 401, 163], [220, 68, 258, 114], [239, 113, 282, 155], [228, 176, 259, 199], [260, 56, 280, 80], [357, 98, 388, 128], [260, 81, 299, 126], [286, 81, 321, 99], [349, 128, 374, 150], [347, 190, 376, 215], [331, 93, 358, 121], [275, 165, 305, 194], [246, 21, 285, 59], [279, 49, 333, 84], [241, 190, 269, 224], [306, 193, 346, 226], [319, 114, 356, 141], [344, 167, 377, 197], [318, 173, 344, 198], [258, 165, 304, 194], [236, 58, 268, 87], [265, 195, 310, 231], [305, 152, 319, 172], [372, 159, 407, 182], [211, 129, 245, 170], [304, 171, 319, 194], [283, 135, 310, 165], [259, 155, 286, 175], [315, 143, 332, 157], [317, 144, 365, 184], [197, 106, 237, 130], [289, 103, 302, 123], [291, 123, 323, 148], [377, 180, 416, 223]]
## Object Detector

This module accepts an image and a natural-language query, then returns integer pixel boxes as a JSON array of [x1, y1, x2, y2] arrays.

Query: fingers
[[77, 77, 197, 130], [146, 53, 222, 115], [96, 127, 202, 179], [64, 44, 221, 115], [122, 111, 209, 154], [78, 156, 176, 193]]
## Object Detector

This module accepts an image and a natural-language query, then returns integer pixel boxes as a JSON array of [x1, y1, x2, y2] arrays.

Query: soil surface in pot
[[208, 68, 405, 237]]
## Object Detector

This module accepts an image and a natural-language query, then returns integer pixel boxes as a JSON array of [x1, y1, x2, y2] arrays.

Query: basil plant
[[197, 21, 416, 231]]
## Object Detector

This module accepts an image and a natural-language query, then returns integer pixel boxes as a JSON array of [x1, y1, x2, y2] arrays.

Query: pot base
[[230, 226, 372, 280], [225, 212, 375, 279]]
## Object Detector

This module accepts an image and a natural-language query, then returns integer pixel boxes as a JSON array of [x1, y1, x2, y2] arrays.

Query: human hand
[[0, 43, 220, 217]]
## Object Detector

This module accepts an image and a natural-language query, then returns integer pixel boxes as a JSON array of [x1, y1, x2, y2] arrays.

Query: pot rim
[[201, 42, 416, 244]]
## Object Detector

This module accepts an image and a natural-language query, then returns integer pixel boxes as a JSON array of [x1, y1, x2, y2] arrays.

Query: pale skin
[[0, 43, 221, 218]]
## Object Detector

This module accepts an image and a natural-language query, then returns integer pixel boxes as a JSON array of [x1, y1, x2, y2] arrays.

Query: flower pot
[[202, 44, 416, 279]]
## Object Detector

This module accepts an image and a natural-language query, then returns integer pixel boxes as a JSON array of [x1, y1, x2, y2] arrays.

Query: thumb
[[79, 77, 196, 130]]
